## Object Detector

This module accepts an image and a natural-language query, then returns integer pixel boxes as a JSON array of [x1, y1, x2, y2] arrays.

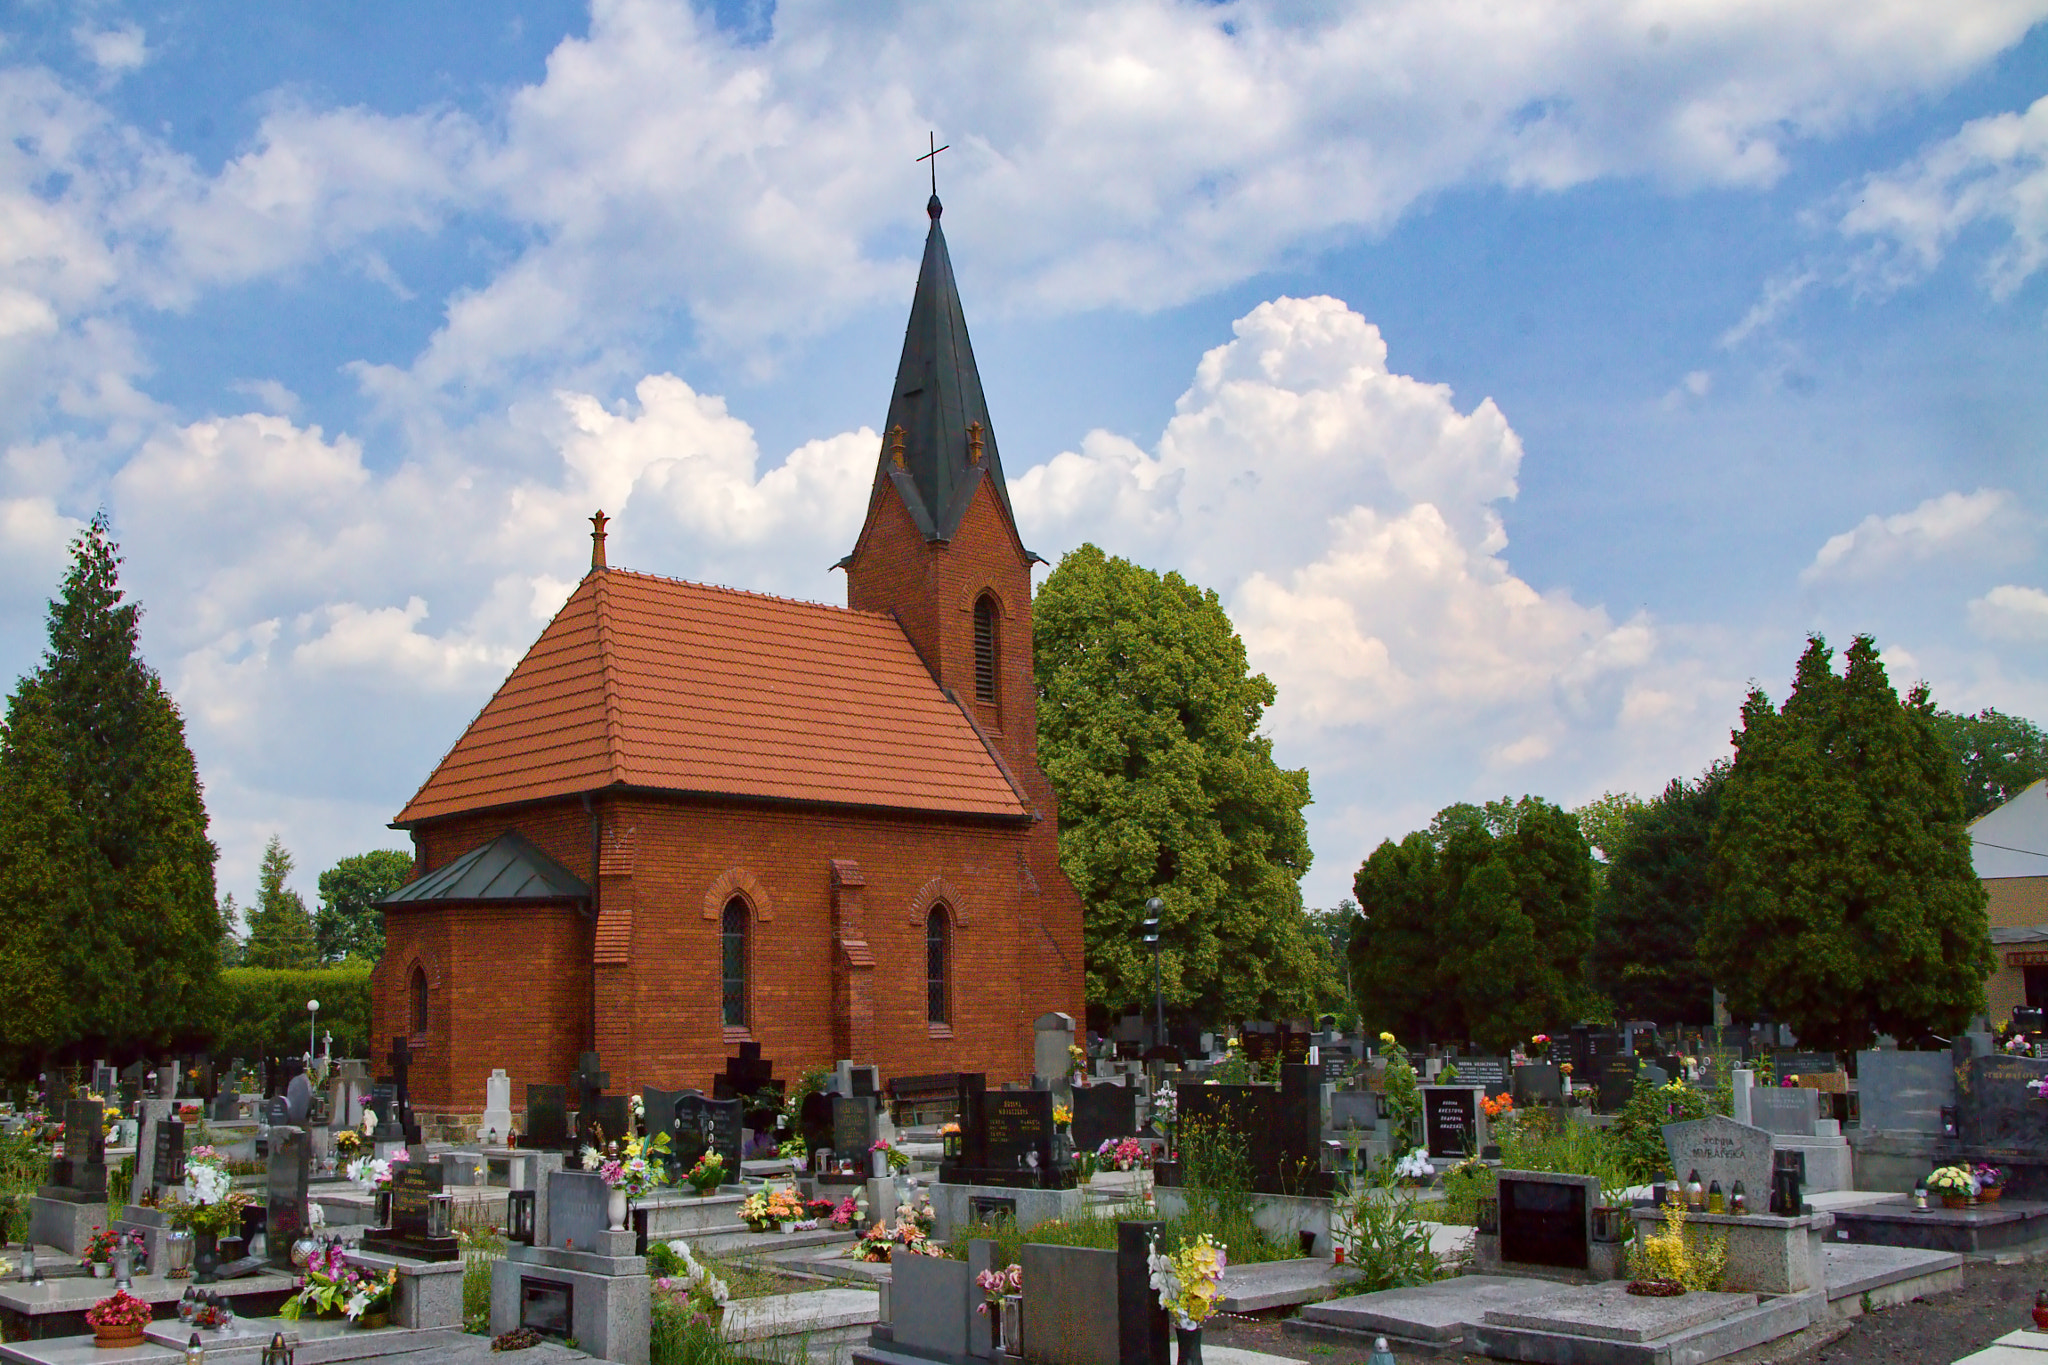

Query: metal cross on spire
[[916, 130, 949, 197]]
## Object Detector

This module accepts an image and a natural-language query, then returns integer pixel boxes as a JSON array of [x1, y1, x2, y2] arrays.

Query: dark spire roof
[[874, 196, 1015, 542]]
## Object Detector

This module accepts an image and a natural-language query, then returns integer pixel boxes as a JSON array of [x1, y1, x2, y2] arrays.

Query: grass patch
[[457, 1226, 508, 1334]]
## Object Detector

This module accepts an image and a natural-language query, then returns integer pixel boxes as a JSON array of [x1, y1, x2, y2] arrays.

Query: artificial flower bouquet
[[828, 1193, 864, 1229], [855, 1217, 942, 1263], [166, 1150, 253, 1235], [86, 1289, 153, 1331], [333, 1128, 364, 1159], [1052, 1103, 1073, 1129], [739, 1185, 805, 1231], [1096, 1137, 1150, 1171], [346, 1155, 392, 1191], [1925, 1165, 1979, 1198], [1526, 1033, 1552, 1060], [598, 1132, 672, 1198], [1148, 1233, 1227, 1332], [686, 1151, 727, 1195], [974, 1262, 1022, 1313], [1393, 1147, 1436, 1183], [81, 1225, 144, 1266], [280, 1243, 398, 1322], [1975, 1162, 2004, 1190]]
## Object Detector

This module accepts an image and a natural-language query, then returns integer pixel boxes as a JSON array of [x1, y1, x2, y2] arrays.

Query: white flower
[[580, 1145, 602, 1172], [344, 1289, 372, 1319], [360, 1108, 377, 1136]]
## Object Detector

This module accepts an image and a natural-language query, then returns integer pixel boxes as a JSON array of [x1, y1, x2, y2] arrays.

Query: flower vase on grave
[[607, 1187, 628, 1231], [998, 1296, 1023, 1356], [1176, 1325, 1203, 1364], [192, 1230, 218, 1284]]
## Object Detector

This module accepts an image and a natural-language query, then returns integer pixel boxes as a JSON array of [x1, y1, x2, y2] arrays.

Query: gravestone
[[523, 1084, 573, 1151], [1958, 1053, 2048, 1153], [547, 1169, 611, 1253], [1855, 1050, 1953, 1133], [1661, 1114, 1773, 1202], [383, 1037, 421, 1144], [264, 1127, 310, 1269], [571, 1052, 629, 1149], [211, 1089, 240, 1122], [672, 1092, 744, 1178], [1423, 1086, 1484, 1159], [712, 1043, 779, 1105], [1329, 1091, 1379, 1132], [1035, 1012, 1078, 1101], [941, 1074, 1076, 1189], [362, 1161, 458, 1261], [1750, 1087, 1818, 1137], [833, 1094, 879, 1161], [1513, 1063, 1563, 1107], [798, 1090, 835, 1154], [1774, 1052, 1836, 1082], [368, 1082, 402, 1143], [834, 1060, 880, 1099], [40, 1099, 108, 1201], [1169, 1068, 1329, 1196], [131, 1105, 182, 1205], [1498, 1170, 1593, 1271], [1596, 1053, 1639, 1111], [1071, 1083, 1137, 1152], [1454, 1057, 1510, 1098], [482, 1070, 513, 1144]]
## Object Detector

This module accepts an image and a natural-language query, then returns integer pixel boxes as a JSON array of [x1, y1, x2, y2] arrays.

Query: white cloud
[[1719, 269, 1817, 348], [1012, 294, 1708, 888], [1801, 489, 2031, 584], [73, 24, 148, 76], [1971, 584, 2048, 642], [1843, 92, 2048, 296]]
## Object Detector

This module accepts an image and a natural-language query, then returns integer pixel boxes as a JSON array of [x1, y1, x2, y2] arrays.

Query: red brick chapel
[[371, 193, 1086, 1111]]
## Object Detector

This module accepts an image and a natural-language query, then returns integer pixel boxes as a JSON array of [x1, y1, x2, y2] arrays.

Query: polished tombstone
[[1070, 1082, 1137, 1153], [490, 1167, 650, 1365], [523, 1083, 574, 1152], [264, 1126, 311, 1269], [1498, 1172, 1591, 1271], [361, 1161, 460, 1261], [1422, 1086, 1486, 1160]]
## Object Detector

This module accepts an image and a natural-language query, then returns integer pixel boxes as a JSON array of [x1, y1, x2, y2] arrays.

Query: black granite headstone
[[265, 1127, 310, 1269], [1424, 1089, 1479, 1159], [360, 1161, 458, 1261], [674, 1092, 744, 1178], [1071, 1084, 1138, 1152], [154, 1117, 187, 1188], [1453, 1057, 1510, 1097], [832, 1095, 878, 1160], [1499, 1175, 1589, 1271], [1595, 1053, 1638, 1112], [1958, 1054, 2048, 1155], [42, 1099, 108, 1201], [524, 1084, 572, 1151]]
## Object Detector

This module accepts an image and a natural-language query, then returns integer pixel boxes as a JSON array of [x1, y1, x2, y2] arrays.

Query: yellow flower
[[1379, 1031, 1396, 1046]]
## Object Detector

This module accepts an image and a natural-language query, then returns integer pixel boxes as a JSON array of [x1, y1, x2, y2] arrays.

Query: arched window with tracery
[[973, 594, 998, 705], [927, 905, 950, 1025], [409, 965, 429, 1036], [722, 897, 749, 1029]]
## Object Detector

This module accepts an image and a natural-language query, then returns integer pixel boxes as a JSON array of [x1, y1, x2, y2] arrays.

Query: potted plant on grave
[[280, 1245, 398, 1328], [1526, 1034, 1552, 1061], [1927, 1164, 1979, 1208], [685, 1151, 726, 1196], [80, 1226, 142, 1279], [738, 1185, 804, 1232], [86, 1288, 153, 1348], [333, 1128, 363, 1162], [1149, 1232, 1227, 1364], [1976, 1163, 2005, 1202], [163, 1149, 254, 1284], [869, 1139, 910, 1177]]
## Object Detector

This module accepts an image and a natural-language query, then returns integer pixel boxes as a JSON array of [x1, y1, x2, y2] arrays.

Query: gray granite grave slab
[[1290, 1275, 1565, 1344], [1821, 1242, 1963, 1309], [1482, 1283, 1757, 1343], [889, 1252, 973, 1356], [1855, 1050, 1954, 1135], [1663, 1113, 1772, 1205], [1215, 1258, 1359, 1312], [548, 1169, 611, 1252], [1020, 1242, 1116, 1365], [1749, 1087, 1818, 1137]]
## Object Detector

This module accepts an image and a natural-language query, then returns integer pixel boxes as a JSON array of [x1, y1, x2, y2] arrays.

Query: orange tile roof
[[395, 569, 1028, 825]]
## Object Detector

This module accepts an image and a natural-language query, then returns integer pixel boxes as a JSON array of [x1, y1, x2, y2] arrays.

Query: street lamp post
[[1141, 898, 1165, 1051], [306, 999, 320, 1064]]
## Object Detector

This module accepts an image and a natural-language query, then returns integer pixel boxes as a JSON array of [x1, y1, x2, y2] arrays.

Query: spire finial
[[589, 510, 608, 570], [917, 130, 949, 216]]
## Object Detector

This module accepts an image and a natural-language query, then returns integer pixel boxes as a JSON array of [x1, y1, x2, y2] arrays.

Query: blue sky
[[1, 0, 2044, 916]]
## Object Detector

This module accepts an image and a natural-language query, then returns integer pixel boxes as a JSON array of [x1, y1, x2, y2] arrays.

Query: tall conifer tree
[[1704, 635, 1992, 1050], [244, 836, 319, 970], [0, 513, 219, 1065]]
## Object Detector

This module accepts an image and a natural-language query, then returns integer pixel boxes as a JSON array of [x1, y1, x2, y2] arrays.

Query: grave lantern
[[261, 1332, 294, 1365], [184, 1332, 205, 1365], [507, 1190, 536, 1245], [943, 1130, 962, 1161], [428, 1192, 455, 1240]]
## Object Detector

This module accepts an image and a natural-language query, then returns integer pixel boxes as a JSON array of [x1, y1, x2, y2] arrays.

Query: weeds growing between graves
[[458, 1226, 507, 1333], [648, 1295, 808, 1365]]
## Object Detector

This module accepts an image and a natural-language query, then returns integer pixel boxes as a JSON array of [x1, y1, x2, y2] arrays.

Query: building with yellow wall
[[1977, 780, 2048, 1022]]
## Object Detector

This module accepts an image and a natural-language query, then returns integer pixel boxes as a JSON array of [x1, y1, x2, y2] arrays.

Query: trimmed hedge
[[213, 965, 373, 1059]]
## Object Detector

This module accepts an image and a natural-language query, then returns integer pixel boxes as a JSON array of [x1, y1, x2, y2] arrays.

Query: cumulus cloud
[[1801, 489, 2032, 584], [1013, 295, 1714, 884], [1971, 585, 2048, 642], [73, 24, 148, 76], [1843, 92, 2048, 296]]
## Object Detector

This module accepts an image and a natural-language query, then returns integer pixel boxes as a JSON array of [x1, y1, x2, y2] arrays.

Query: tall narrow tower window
[[721, 897, 749, 1029], [927, 906, 950, 1025], [973, 594, 998, 704], [409, 965, 429, 1036]]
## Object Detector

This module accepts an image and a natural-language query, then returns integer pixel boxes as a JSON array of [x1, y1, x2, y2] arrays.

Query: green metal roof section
[[877, 195, 1017, 543], [379, 830, 589, 906]]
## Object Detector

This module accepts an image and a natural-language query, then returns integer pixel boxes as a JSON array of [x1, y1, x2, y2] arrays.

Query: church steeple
[[872, 195, 1015, 543]]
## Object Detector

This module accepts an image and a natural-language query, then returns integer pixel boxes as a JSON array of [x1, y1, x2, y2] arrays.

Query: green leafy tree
[[315, 849, 411, 962], [1574, 790, 1646, 895], [244, 835, 318, 970], [1304, 898, 1363, 1022], [1703, 635, 1992, 1052], [1035, 544, 1328, 1023], [0, 513, 219, 1067], [1929, 707, 2048, 821], [217, 892, 245, 968], [1590, 765, 1725, 1024], [1350, 796, 1595, 1050]]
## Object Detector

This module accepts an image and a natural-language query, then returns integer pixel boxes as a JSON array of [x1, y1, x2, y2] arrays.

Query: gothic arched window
[[973, 594, 998, 704], [409, 965, 429, 1036], [927, 905, 950, 1025], [722, 897, 749, 1029]]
